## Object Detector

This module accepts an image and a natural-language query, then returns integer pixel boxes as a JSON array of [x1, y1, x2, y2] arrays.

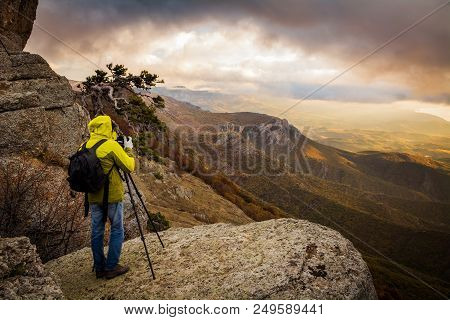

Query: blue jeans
[[90, 202, 124, 271]]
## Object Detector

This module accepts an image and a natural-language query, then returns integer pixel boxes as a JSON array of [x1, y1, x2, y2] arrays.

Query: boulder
[[47, 219, 377, 299], [0, 0, 89, 162], [0, 237, 64, 299], [0, 52, 75, 111], [0, 98, 89, 160]]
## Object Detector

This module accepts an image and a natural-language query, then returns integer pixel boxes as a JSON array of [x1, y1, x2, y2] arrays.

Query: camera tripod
[[123, 171, 165, 280]]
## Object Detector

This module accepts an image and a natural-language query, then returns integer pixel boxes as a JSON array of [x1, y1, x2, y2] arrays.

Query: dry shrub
[[0, 157, 89, 262], [167, 140, 287, 222], [199, 173, 287, 222]]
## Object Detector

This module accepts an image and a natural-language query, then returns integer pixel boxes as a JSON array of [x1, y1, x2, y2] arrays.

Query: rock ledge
[[0, 237, 64, 299], [47, 219, 377, 300]]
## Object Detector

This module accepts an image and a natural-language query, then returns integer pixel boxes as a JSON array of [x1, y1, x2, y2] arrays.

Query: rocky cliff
[[0, 0, 89, 161], [47, 219, 377, 299], [0, 0, 38, 52], [0, 0, 89, 299], [0, 237, 64, 299]]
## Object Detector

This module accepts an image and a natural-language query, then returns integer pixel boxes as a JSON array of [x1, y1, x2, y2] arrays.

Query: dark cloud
[[29, 0, 450, 102]]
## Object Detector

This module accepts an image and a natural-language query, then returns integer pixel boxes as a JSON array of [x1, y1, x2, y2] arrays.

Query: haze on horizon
[[26, 0, 450, 120]]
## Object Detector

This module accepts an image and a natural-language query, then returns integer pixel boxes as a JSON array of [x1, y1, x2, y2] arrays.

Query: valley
[[154, 96, 450, 299]]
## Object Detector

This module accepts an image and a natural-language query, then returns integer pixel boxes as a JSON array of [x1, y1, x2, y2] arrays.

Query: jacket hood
[[88, 115, 117, 140]]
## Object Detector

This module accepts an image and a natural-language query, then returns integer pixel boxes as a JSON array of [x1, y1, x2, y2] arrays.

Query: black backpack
[[67, 139, 113, 221]]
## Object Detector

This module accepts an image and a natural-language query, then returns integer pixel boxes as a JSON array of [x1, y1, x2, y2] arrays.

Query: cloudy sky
[[26, 0, 450, 116]]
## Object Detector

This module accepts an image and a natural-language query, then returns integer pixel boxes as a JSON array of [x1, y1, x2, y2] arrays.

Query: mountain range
[[153, 86, 450, 161], [153, 95, 450, 299]]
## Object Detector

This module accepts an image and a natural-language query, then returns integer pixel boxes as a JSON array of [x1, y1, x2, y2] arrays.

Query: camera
[[116, 135, 125, 148]]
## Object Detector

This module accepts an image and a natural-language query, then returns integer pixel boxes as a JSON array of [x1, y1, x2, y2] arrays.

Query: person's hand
[[124, 136, 133, 149]]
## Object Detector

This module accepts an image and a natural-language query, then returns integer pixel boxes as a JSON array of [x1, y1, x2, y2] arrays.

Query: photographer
[[83, 115, 135, 280]]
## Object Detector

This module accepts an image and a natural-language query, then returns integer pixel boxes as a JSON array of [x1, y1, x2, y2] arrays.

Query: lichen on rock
[[0, 48, 90, 161], [47, 219, 377, 300], [0, 237, 64, 299], [0, 1, 89, 163]]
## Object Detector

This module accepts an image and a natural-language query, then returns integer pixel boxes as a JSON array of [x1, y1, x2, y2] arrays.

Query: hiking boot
[[105, 264, 129, 280], [95, 269, 106, 279]]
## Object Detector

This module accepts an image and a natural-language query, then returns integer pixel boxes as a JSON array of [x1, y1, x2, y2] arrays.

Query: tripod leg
[[127, 173, 165, 248], [124, 174, 156, 280]]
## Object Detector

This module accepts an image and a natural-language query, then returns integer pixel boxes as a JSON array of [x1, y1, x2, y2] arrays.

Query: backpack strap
[[84, 193, 89, 218], [81, 139, 106, 152], [90, 139, 108, 152], [102, 164, 116, 223]]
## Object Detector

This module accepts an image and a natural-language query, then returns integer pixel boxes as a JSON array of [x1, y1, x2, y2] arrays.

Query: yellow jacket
[[85, 115, 135, 203]]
